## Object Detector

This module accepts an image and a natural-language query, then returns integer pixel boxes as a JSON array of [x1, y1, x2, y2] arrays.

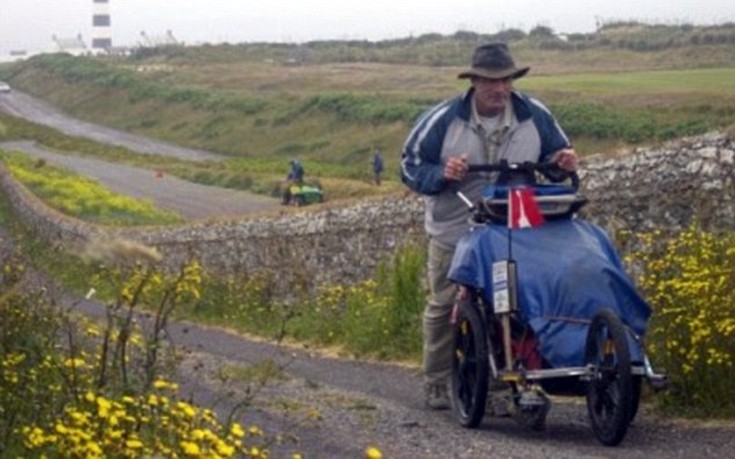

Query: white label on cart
[[492, 260, 511, 314]]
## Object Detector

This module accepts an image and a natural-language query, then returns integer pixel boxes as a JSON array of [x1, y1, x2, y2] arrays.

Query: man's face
[[471, 76, 512, 117]]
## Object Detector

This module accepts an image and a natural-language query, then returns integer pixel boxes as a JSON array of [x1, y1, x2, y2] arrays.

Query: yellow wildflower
[[181, 441, 201, 456]]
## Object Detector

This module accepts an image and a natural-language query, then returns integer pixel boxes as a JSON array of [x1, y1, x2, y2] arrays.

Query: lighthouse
[[92, 0, 112, 51]]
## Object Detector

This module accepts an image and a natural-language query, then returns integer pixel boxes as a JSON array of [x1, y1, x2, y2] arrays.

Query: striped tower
[[92, 0, 112, 50]]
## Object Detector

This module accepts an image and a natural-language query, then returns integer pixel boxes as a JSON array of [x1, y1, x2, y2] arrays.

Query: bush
[[628, 226, 735, 417], [273, 93, 427, 126], [0, 240, 272, 457]]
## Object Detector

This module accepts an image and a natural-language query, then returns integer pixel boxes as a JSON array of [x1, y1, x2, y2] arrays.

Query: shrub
[[0, 240, 272, 457], [628, 226, 735, 416], [273, 93, 426, 126]]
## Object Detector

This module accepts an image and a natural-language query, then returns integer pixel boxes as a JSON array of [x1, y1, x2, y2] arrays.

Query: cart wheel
[[585, 309, 633, 446], [450, 297, 489, 427], [629, 375, 642, 423]]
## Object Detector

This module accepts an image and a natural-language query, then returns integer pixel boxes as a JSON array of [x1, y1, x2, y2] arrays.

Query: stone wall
[[2, 132, 733, 289], [580, 132, 734, 237]]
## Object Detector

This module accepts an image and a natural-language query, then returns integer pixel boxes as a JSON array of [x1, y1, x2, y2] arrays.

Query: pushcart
[[448, 161, 667, 446]]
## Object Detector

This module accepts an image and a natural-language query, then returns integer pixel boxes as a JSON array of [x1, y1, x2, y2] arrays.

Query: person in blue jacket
[[288, 159, 305, 185], [282, 159, 305, 205], [372, 148, 385, 185], [400, 42, 578, 410]]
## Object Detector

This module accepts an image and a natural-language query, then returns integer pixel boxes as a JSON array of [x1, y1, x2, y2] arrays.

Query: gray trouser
[[423, 238, 457, 386]]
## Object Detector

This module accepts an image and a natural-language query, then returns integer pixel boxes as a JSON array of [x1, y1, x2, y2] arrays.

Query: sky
[[1, 0, 734, 57]]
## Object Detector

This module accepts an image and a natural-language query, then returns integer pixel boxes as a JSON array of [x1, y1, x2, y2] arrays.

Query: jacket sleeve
[[400, 101, 452, 195]]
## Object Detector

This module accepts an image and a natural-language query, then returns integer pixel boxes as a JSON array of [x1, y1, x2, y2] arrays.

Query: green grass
[[518, 68, 735, 100], [0, 216, 266, 456]]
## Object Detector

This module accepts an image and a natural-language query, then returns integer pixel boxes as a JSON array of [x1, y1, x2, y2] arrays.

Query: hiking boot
[[487, 388, 512, 417], [424, 382, 450, 410], [514, 389, 551, 431]]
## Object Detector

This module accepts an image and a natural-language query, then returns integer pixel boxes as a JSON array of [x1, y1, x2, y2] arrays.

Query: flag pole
[[507, 188, 514, 259], [503, 188, 516, 370], [507, 208, 513, 260]]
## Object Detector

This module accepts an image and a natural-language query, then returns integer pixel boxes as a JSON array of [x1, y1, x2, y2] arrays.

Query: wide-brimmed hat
[[458, 43, 530, 80]]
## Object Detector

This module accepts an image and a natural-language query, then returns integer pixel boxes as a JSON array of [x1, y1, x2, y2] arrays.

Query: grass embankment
[[0, 144, 422, 362], [0, 169, 425, 364]]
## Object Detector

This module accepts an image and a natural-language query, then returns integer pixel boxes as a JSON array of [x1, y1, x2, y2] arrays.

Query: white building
[[137, 30, 181, 48], [51, 34, 88, 56]]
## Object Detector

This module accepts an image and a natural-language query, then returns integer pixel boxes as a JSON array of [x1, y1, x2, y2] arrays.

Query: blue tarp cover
[[448, 219, 651, 368]]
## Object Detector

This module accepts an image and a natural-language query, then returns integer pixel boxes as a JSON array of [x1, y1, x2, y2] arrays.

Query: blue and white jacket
[[400, 89, 571, 248]]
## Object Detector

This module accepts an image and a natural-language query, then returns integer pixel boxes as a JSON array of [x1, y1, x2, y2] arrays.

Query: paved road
[[2, 88, 734, 458], [0, 89, 281, 220], [0, 140, 281, 220], [0, 90, 221, 162]]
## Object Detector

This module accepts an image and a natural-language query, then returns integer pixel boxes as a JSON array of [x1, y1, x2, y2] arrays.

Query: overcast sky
[[1, 0, 734, 56]]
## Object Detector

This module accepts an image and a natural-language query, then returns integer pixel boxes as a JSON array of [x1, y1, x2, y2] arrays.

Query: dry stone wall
[[2, 132, 733, 291], [579, 132, 735, 237]]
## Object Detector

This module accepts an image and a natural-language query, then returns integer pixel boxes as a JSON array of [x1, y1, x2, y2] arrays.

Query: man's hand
[[444, 154, 468, 181], [552, 148, 579, 172]]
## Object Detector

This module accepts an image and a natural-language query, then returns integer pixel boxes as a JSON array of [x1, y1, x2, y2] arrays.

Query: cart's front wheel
[[629, 375, 642, 424], [585, 309, 633, 446], [450, 297, 489, 428]]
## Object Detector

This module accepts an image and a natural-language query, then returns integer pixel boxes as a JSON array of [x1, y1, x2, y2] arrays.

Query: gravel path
[[2, 89, 734, 458], [67, 294, 735, 459]]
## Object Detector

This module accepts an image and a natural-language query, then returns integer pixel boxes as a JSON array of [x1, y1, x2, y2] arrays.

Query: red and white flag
[[508, 188, 545, 229]]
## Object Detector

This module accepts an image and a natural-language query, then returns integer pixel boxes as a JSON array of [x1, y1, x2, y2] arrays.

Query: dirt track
[[2, 90, 735, 458]]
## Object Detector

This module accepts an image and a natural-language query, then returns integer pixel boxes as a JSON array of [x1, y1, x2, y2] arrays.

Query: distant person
[[282, 159, 305, 205], [288, 159, 304, 185], [400, 42, 578, 410], [372, 148, 384, 185]]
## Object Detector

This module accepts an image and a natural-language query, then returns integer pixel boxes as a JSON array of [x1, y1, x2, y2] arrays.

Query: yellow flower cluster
[[2, 256, 279, 457], [176, 260, 203, 301], [21, 381, 269, 458], [631, 226, 735, 414], [4, 151, 182, 226]]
